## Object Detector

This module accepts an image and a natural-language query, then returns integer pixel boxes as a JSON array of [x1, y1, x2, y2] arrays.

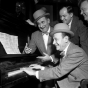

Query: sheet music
[[0, 32, 21, 54]]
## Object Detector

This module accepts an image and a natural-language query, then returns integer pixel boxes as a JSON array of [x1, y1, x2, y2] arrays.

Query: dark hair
[[45, 15, 50, 19], [60, 4, 73, 14], [62, 32, 72, 40], [66, 6, 73, 14]]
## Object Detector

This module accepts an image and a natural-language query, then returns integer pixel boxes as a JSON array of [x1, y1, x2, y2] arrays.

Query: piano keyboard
[[8, 69, 24, 77]]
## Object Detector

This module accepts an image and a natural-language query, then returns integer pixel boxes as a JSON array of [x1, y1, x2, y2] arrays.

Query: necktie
[[60, 51, 65, 58], [42, 32, 49, 35], [46, 32, 49, 35]]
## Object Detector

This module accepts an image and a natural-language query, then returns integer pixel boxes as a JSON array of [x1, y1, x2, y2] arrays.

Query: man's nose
[[61, 16, 64, 21], [80, 10, 83, 15], [53, 40, 55, 45], [40, 24, 42, 28]]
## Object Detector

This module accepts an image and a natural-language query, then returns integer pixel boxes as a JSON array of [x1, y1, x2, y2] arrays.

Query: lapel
[[63, 43, 75, 59], [38, 27, 53, 55], [48, 27, 53, 45], [47, 27, 53, 55], [38, 31, 47, 54], [61, 43, 73, 61], [70, 16, 78, 33]]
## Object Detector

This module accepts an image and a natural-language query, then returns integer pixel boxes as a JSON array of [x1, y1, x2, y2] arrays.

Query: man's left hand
[[29, 64, 45, 70], [36, 52, 51, 62]]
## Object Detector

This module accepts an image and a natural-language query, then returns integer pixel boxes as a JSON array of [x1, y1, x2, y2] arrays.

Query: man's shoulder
[[32, 31, 41, 35], [73, 15, 80, 22], [73, 15, 83, 23], [68, 43, 84, 54]]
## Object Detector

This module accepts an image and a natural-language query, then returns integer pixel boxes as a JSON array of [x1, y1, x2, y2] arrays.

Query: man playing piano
[[21, 23, 88, 88]]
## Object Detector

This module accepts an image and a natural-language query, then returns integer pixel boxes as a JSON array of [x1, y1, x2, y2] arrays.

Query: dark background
[[0, 0, 81, 21], [0, 0, 82, 52]]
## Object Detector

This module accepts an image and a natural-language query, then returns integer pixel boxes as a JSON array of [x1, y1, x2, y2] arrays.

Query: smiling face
[[59, 7, 73, 24], [80, 0, 88, 21], [53, 33, 68, 51], [37, 16, 50, 33]]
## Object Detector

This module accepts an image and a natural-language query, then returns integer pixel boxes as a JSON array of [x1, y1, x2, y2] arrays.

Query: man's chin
[[56, 47, 60, 50], [85, 18, 88, 22], [83, 16, 88, 21]]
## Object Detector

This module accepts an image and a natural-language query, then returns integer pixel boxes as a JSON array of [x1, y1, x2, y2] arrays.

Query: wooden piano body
[[0, 54, 41, 88], [0, 8, 40, 88]]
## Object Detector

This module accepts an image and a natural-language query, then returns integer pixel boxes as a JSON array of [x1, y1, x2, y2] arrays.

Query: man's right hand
[[23, 43, 32, 54]]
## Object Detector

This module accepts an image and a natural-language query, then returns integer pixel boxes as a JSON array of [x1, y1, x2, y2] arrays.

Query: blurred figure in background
[[80, 0, 88, 22], [16, 1, 26, 20]]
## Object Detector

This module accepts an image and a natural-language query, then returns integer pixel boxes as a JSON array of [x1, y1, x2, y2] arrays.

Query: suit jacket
[[28, 26, 55, 55], [38, 43, 88, 88], [70, 15, 88, 55]]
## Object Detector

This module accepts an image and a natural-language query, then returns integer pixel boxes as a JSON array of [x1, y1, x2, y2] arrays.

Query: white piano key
[[8, 69, 23, 77]]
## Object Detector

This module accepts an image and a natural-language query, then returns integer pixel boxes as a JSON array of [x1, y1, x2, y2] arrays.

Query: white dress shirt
[[68, 18, 72, 30], [42, 27, 50, 50]]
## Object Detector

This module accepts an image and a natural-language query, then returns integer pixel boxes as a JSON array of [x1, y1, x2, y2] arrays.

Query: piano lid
[[0, 54, 38, 62]]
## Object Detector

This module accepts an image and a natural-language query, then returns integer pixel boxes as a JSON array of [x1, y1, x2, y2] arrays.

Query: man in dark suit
[[21, 23, 88, 88], [23, 7, 56, 88], [59, 5, 88, 55]]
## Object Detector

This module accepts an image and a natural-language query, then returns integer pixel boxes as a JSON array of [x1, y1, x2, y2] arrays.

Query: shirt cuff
[[50, 56, 53, 62], [35, 67, 45, 79], [36, 71, 39, 79], [41, 67, 45, 70]]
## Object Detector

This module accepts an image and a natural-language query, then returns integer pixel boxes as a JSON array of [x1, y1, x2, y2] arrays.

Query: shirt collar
[[63, 42, 70, 56], [47, 26, 50, 33], [68, 18, 73, 26]]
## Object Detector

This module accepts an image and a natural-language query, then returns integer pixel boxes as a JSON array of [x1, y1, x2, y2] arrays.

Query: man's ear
[[48, 18, 50, 24], [70, 13, 73, 17], [64, 36, 69, 43]]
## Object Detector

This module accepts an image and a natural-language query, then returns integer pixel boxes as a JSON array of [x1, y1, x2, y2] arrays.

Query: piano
[[0, 54, 41, 88], [0, 8, 40, 88], [0, 7, 39, 53]]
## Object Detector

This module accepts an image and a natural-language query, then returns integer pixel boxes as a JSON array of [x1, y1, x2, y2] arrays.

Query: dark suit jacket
[[70, 16, 88, 55], [28, 27, 55, 56], [38, 43, 88, 88]]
